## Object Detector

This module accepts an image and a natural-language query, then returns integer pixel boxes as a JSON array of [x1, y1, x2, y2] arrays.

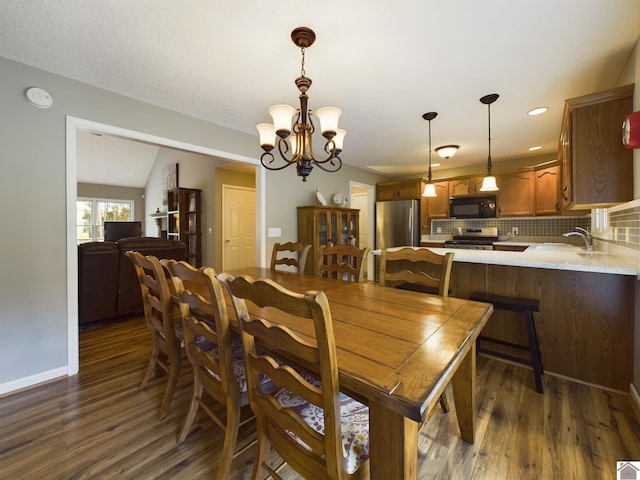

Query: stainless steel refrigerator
[[375, 199, 420, 249]]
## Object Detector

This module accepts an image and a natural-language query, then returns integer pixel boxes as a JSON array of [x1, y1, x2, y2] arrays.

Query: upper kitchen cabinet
[[560, 84, 634, 210], [496, 171, 534, 217], [376, 178, 425, 201], [448, 176, 484, 197], [425, 182, 450, 219], [534, 163, 561, 216]]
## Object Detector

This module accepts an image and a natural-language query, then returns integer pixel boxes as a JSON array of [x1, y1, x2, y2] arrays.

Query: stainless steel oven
[[449, 195, 497, 219], [444, 227, 498, 250]]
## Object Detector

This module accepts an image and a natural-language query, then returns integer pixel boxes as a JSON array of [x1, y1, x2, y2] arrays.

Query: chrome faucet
[[562, 227, 593, 251]]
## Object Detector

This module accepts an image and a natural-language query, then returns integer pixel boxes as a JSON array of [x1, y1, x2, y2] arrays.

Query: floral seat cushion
[[203, 336, 274, 395], [274, 386, 370, 474]]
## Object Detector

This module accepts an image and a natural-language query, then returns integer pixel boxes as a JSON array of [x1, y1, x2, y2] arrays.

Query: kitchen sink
[[528, 243, 584, 252]]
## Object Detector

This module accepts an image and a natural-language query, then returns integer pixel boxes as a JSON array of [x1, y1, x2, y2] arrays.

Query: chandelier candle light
[[422, 112, 438, 197], [479, 93, 499, 192], [256, 27, 345, 182]]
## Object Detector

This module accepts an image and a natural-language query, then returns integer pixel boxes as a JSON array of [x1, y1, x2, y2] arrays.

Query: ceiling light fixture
[[435, 144, 459, 159], [528, 107, 548, 116], [479, 93, 499, 192], [422, 112, 438, 198], [256, 27, 345, 182]]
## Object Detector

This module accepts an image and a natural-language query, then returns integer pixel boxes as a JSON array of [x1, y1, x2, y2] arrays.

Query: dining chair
[[318, 244, 371, 282], [379, 247, 454, 297], [379, 247, 455, 412], [125, 251, 182, 420], [163, 259, 262, 480], [219, 273, 370, 480], [270, 241, 312, 274]]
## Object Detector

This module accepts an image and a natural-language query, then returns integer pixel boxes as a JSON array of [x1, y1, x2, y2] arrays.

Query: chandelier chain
[[300, 47, 306, 77]]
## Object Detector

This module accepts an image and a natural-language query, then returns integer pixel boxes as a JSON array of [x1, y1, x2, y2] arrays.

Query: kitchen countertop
[[373, 242, 640, 276]]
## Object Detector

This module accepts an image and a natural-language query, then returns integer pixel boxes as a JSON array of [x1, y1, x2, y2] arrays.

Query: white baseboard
[[0, 367, 68, 397]]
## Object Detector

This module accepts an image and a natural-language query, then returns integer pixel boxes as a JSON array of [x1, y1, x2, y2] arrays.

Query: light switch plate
[[268, 227, 281, 238]]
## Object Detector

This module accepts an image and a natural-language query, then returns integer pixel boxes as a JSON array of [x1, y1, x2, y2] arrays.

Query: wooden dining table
[[225, 267, 493, 480]]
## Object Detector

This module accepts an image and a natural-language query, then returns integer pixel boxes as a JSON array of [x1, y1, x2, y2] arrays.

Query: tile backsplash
[[431, 215, 591, 238], [606, 201, 640, 251]]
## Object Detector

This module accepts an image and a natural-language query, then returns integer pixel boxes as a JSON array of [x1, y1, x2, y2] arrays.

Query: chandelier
[[256, 27, 346, 182]]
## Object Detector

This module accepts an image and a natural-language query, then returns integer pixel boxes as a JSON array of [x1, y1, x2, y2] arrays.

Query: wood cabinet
[[448, 176, 484, 197], [297, 206, 359, 276], [376, 178, 425, 201], [534, 164, 561, 215], [167, 188, 202, 266], [449, 262, 633, 391], [560, 84, 634, 209], [496, 171, 534, 217], [425, 182, 450, 219]]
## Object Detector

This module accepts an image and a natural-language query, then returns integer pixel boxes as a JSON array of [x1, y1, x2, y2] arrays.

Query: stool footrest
[[470, 291, 540, 313], [478, 335, 530, 353], [478, 347, 534, 367]]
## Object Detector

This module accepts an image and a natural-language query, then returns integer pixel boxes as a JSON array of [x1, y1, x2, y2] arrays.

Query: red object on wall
[[623, 111, 640, 149]]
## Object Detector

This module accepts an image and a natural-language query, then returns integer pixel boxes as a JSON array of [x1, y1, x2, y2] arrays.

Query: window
[[77, 198, 134, 243]]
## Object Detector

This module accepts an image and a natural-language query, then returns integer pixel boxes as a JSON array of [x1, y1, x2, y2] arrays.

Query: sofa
[[78, 237, 187, 325]]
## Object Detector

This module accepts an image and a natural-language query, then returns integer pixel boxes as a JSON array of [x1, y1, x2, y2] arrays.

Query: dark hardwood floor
[[0, 316, 638, 479]]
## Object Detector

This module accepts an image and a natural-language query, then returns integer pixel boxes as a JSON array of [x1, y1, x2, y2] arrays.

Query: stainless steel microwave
[[449, 195, 497, 219]]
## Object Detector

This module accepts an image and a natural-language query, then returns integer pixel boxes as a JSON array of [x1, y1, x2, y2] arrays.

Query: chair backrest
[[270, 241, 312, 274], [125, 251, 179, 350], [318, 244, 371, 283], [163, 260, 240, 406], [219, 273, 352, 479], [379, 247, 454, 297]]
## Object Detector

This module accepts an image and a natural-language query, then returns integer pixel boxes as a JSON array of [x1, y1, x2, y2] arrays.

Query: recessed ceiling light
[[528, 107, 548, 116], [528, 146, 542, 151]]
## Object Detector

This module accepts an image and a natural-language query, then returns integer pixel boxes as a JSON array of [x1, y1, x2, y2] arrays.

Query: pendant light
[[422, 112, 438, 197], [479, 93, 499, 192]]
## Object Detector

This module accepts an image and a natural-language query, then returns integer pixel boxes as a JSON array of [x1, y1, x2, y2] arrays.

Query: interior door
[[222, 185, 256, 269]]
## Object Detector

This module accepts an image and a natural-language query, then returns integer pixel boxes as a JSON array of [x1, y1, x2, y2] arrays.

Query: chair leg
[[177, 380, 203, 442], [139, 332, 160, 390], [438, 393, 450, 413], [524, 310, 544, 394], [216, 398, 242, 480], [158, 348, 181, 419], [251, 423, 272, 480]]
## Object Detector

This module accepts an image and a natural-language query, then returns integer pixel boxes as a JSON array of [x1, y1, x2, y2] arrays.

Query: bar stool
[[470, 291, 544, 394]]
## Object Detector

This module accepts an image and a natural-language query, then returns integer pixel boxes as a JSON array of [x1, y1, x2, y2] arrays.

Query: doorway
[[350, 181, 375, 281], [66, 116, 265, 374]]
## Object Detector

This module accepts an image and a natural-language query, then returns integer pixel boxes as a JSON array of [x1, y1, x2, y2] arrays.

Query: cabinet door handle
[[562, 186, 568, 202]]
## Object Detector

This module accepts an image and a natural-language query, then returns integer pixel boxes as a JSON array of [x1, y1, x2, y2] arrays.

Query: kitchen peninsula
[[377, 243, 637, 392]]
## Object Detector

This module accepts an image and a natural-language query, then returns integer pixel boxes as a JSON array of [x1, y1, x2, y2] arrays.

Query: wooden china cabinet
[[297, 206, 360, 276]]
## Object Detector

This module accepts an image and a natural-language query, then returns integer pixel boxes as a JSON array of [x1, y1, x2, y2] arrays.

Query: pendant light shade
[[479, 93, 500, 192], [480, 175, 498, 191], [421, 112, 438, 198], [422, 182, 437, 197]]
